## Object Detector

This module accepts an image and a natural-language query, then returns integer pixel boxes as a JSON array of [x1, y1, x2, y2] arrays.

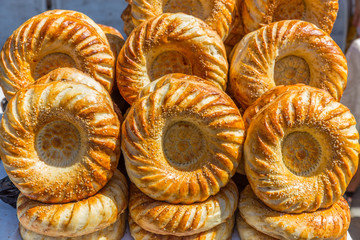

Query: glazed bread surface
[[129, 180, 238, 236], [244, 86, 359, 213], [0, 10, 115, 99], [0, 81, 120, 203], [230, 20, 347, 108], [117, 13, 228, 104], [122, 75, 244, 204], [17, 170, 128, 237]]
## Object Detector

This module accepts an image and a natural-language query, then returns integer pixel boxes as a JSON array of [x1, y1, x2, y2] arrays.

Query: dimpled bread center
[[163, 0, 206, 19], [274, 56, 310, 86], [273, 0, 305, 21], [34, 53, 76, 79], [282, 131, 321, 176], [36, 120, 81, 167], [150, 51, 192, 81], [163, 121, 204, 168]]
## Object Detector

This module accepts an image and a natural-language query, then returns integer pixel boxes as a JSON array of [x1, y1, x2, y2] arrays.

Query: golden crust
[[131, 0, 236, 40], [244, 86, 359, 213], [116, 13, 228, 104], [229, 20, 347, 108], [243, 84, 306, 129], [0, 10, 115, 100], [17, 170, 128, 237], [121, 4, 136, 36], [236, 213, 277, 240], [19, 211, 126, 240], [98, 24, 125, 60], [239, 186, 350, 240], [129, 215, 235, 240], [224, 0, 245, 52], [122, 75, 244, 204], [242, 0, 338, 34], [0, 81, 120, 203], [129, 181, 238, 236], [35, 67, 111, 102]]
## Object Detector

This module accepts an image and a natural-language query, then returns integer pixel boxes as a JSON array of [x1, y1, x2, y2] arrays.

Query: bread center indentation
[[274, 55, 310, 86], [273, 0, 305, 22], [282, 131, 321, 176], [150, 51, 192, 81], [34, 53, 76, 80], [36, 120, 81, 167], [163, 121, 204, 169]]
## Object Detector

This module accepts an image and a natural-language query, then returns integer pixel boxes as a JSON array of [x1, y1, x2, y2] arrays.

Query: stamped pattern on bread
[[0, 81, 120, 203], [244, 86, 359, 213], [230, 20, 347, 108], [0, 10, 115, 100], [117, 13, 228, 104], [122, 75, 244, 204]]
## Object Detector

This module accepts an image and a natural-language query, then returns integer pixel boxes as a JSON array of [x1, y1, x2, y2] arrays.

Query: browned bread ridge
[[230, 20, 347, 108], [122, 74, 244, 204], [0, 81, 121, 203], [239, 186, 350, 240], [116, 13, 228, 104], [19, 211, 127, 240], [129, 181, 238, 236], [0, 10, 115, 100], [130, 0, 236, 40], [242, 0, 338, 34], [244, 86, 359, 213], [98, 23, 125, 60], [129, 215, 235, 240], [17, 170, 128, 237]]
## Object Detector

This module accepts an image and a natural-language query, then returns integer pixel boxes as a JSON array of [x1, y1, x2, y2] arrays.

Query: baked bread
[[236, 213, 277, 240], [35, 67, 111, 101], [17, 170, 128, 237], [36, 67, 123, 122], [121, 4, 136, 36], [239, 186, 350, 240], [19, 212, 126, 240], [242, 84, 306, 129], [129, 180, 238, 236], [244, 86, 359, 213], [229, 20, 347, 108], [0, 10, 115, 100], [224, 0, 245, 55], [98, 24, 125, 60], [130, 0, 236, 40], [122, 74, 244, 204], [0, 81, 120, 203], [129, 215, 235, 240], [242, 0, 338, 34], [117, 13, 228, 104]]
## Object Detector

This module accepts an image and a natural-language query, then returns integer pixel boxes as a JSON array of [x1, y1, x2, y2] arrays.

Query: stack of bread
[[0, 0, 357, 239], [226, 1, 359, 240], [119, 7, 244, 239], [119, 0, 358, 240], [0, 10, 128, 240]]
